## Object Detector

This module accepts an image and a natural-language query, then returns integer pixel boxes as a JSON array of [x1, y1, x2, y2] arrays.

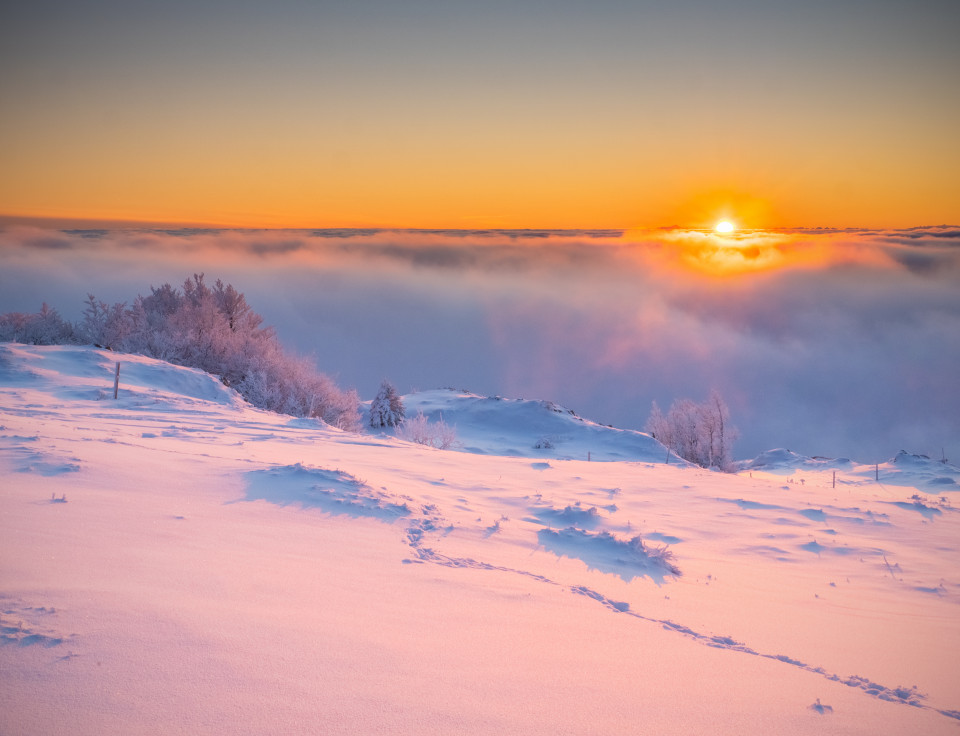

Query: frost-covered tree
[[369, 380, 405, 428], [0, 312, 32, 343], [645, 390, 738, 470], [0, 303, 76, 345], [81, 295, 133, 350], [0, 274, 361, 432]]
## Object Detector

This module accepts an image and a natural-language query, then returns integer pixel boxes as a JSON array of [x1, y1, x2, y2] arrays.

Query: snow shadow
[[13, 449, 80, 476], [240, 463, 411, 522], [0, 619, 64, 648], [717, 497, 787, 512], [886, 500, 944, 520], [537, 527, 679, 583], [530, 504, 603, 529]]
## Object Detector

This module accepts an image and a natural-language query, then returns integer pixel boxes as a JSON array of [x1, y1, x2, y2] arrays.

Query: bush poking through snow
[[642, 539, 680, 574], [397, 411, 458, 450]]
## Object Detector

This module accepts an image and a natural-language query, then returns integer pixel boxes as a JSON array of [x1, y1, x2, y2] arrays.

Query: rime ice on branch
[[645, 389, 738, 470]]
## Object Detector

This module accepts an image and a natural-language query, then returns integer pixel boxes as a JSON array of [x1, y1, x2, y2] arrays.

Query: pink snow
[[1, 344, 958, 734]]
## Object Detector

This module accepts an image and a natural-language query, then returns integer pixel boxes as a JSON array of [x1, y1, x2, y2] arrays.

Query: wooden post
[[113, 362, 120, 399], [832, 471, 836, 489], [875, 463, 879, 482], [587, 451, 591, 462]]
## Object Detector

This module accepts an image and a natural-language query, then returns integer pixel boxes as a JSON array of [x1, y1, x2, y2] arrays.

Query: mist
[[2, 225, 958, 462]]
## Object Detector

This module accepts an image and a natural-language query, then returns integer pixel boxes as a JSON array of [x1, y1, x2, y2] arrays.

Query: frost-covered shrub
[[0, 304, 75, 345], [369, 379, 405, 428], [0, 274, 361, 431], [0, 312, 32, 343], [80, 295, 132, 349], [645, 389, 738, 470], [397, 411, 457, 449]]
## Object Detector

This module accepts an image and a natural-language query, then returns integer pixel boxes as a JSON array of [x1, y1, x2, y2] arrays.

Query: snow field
[[2, 345, 958, 734]]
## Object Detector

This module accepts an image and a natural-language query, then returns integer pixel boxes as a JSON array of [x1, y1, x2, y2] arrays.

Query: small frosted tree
[[645, 390, 738, 470], [20, 304, 75, 345], [0, 312, 31, 342], [81, 295, 133, 350], [369, 379, 405, 428]]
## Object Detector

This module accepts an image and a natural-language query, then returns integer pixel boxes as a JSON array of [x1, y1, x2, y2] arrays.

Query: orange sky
[[2, 2, 958, 230]]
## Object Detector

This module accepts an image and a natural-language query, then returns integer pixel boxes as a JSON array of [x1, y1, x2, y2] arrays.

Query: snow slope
[[741, 447, 960, 495], [2, 345, 958, 735], [384, 388, 683, 462]]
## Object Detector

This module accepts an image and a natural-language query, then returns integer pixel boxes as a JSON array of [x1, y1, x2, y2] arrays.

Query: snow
[[2, 344, 959, 734], [384, 389, 681, 462], [740, 447, 960, 494]]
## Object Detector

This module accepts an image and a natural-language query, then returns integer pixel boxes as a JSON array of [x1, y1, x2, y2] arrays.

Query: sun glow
[[715, 221, 735, 233]]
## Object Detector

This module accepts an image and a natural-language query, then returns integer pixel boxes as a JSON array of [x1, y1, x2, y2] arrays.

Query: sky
[[1, 0, 959, 229], [2, 226, 959, 462]]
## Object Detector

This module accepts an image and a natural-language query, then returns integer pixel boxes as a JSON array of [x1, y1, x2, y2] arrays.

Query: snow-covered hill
[[2, 344, 958, 735], [377, 388, 681, 462]]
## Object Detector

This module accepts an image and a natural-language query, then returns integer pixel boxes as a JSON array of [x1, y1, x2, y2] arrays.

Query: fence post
[[113, 362, 120, 400]]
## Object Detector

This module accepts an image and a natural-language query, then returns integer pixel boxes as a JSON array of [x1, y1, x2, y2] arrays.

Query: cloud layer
[[2, 225, 958, 461]]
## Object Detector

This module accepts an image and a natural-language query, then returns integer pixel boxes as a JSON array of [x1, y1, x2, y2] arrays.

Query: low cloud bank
[[2, 225, 958, 460]]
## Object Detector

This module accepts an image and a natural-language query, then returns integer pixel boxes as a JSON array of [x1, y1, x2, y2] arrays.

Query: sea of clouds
[[2, 225, 958, 461]]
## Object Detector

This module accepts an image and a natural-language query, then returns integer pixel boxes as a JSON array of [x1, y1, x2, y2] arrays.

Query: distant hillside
[[740, 447, 959, 494], [370, 389, 682, 463]]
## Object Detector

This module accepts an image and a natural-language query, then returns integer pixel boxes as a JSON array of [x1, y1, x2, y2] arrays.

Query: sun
[[715, 220, 735, 233]]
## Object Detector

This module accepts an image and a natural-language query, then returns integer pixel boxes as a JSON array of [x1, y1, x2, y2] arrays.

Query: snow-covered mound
[[880, 450, 959, 490], [0, 343, 244, 409], [382, 389, 676, 462], [739, 447, 959, 493], [739, 448, 855, 472]]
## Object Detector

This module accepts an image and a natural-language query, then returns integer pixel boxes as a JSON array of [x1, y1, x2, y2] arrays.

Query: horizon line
[[2, 214, 958, 234]]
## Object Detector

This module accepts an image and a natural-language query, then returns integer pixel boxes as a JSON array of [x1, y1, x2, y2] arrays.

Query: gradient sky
[[2, 0, 958, 228]]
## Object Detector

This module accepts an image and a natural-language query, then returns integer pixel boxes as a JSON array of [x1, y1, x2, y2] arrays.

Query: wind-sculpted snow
[[405, 509, 956, 722], [0, 601, 70, 649], [242, 463, 411, 521], [2, 345, 959, 734], [0, 343, 243, 408], [530, 503, 603, 529], [13, 449, 80, 476], [537, 527, 681, 582]]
